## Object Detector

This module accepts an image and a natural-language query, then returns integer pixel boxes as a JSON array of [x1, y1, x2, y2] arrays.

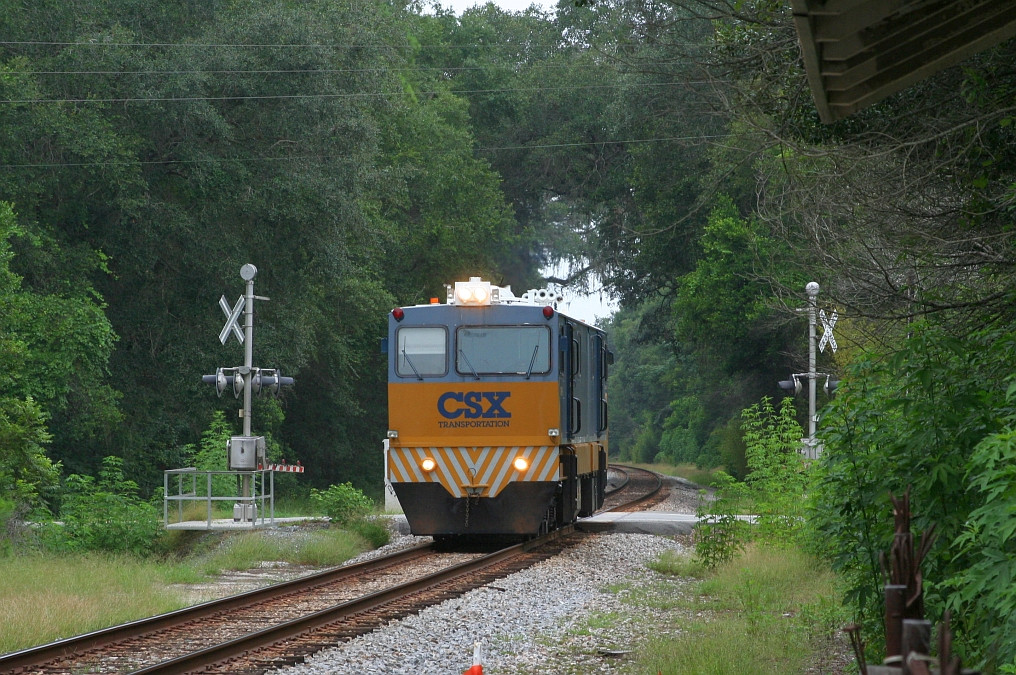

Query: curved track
[[2, 469, 664, 675], [602, 464, 666, 511]]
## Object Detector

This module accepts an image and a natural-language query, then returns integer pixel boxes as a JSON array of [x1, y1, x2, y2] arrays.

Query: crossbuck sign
[[819, 309, 838, 353], [218, 294, 245, 345]]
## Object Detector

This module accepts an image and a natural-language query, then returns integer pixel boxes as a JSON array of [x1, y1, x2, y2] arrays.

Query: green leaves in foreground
[[946, 400, 1016, 670], [812, 322, 1016, 667]]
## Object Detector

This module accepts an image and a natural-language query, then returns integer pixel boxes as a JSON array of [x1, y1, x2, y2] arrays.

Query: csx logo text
[[437, 391, 511, 419]]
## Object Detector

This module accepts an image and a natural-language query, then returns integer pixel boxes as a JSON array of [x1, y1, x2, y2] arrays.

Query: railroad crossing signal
[[819, 309, 838, 353], [202, 264, 299, 497], [778, 376, 802, 395]]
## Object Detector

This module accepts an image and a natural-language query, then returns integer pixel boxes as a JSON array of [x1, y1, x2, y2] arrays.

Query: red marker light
[[392, 307, 405, 321], [542, 305, 554, 319]]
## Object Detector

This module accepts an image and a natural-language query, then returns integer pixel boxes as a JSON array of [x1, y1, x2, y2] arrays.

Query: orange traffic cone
[[462, 642, 483, 675]]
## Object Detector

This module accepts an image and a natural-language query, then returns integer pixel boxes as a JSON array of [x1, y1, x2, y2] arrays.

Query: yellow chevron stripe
[[387, 446, 560, 498]]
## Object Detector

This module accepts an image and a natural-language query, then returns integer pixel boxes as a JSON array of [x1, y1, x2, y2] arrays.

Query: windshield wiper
[[401, 349, 423, 381], [525, 344, 540, 380], [458, 349, 480, 380]]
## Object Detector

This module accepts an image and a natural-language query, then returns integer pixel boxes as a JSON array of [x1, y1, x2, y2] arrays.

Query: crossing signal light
[[825, 377, 840, 396], [259, 371, 294, 396], [202, 367, 294, 398], [201, 368, 230, 397], [777, 374, 839, 397], [777, 377, 802, 395]]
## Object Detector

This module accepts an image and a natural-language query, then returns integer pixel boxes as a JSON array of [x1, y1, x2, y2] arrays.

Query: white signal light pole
[[806, 282, 819, 457], [781, 283, 839, 459]]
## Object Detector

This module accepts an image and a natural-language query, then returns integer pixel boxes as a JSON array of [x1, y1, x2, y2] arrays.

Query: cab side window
[[396, 327, 447, 377]]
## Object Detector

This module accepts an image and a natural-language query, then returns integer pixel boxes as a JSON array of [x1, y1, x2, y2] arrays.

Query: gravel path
[[269, 476, 701, 675]]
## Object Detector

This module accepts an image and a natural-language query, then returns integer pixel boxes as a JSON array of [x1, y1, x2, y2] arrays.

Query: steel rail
[[131, 525, 575, 674], [0, 541, 435, 673]]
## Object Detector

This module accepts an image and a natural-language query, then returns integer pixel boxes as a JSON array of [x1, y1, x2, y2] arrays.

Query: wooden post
[[885, 584, 907, 659], [901, 619, 932, 675]]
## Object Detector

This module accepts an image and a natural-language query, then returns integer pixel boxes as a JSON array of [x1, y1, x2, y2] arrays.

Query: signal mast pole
[[806, 281, 819, 453], [241, 264, 256, 437]]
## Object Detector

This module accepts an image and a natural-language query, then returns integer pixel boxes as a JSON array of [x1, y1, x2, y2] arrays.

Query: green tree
[[0, 0, 534, 497], [0, 201, 115, 520]]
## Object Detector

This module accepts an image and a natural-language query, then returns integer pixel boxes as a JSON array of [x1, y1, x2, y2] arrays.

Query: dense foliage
[[0, 0, 525, 501], [811, 323, 1016, 667]]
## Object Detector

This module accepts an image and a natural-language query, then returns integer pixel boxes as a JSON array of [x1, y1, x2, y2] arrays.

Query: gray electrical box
[[228, 435, 265, 470]]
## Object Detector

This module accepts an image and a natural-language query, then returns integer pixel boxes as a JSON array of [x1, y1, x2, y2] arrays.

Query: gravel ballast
[[270, 477, 701, 675]]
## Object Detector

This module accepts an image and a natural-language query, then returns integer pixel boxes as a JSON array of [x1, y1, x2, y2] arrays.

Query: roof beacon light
[[453, 277, 494, 306]]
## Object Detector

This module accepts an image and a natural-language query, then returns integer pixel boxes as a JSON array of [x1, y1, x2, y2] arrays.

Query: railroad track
[[2, 468, 664, 675], [603, 464, 666, 511]]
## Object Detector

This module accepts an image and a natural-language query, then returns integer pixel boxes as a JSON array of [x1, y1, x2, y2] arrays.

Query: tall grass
[[1, 524, 380, 655], [0, 554, 191, 654], [640, 543, 847, 674]]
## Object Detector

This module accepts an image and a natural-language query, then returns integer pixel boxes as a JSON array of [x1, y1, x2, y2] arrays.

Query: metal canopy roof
[[791, 0, 1016, 123]]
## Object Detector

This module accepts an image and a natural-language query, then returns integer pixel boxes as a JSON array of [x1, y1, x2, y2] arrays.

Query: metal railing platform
[[163, 467, 276, 530]]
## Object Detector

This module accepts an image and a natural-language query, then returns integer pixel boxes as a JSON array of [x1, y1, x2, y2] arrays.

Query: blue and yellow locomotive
[[384, 277, 610, 539]]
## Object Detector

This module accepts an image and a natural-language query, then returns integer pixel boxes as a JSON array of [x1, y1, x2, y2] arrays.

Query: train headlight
[[512, 456, 529, 472], [420, 457, 437, 472], [453, 278, 493, 306]]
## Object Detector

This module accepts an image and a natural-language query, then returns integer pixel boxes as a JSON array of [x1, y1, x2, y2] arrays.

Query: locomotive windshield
[[396, 326, 447, 378], [456, 325, 551, 377]]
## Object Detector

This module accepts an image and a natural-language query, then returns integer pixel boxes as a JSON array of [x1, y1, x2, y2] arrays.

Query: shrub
[[694, 397, 809, 566], [741, 396, 808, 546], [60, 456, 162, 556], [694, 473, 749, 568], [182, 411, 234, 497], [310, 482, 373, 525], [810, 323, 1016, 665]]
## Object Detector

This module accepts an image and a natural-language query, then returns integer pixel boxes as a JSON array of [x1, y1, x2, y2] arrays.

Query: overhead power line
[[0, 134, 733, 169], [0, 79, 715, 105], [0, 38, 712, 51]]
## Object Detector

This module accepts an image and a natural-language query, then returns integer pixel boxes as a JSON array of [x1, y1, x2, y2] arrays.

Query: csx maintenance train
[[384, 277, 610, 539]]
